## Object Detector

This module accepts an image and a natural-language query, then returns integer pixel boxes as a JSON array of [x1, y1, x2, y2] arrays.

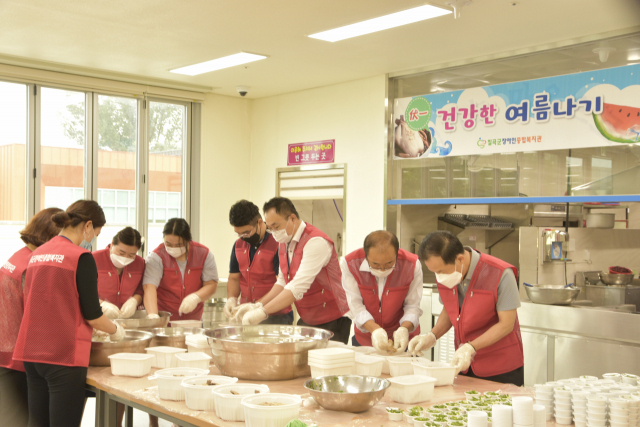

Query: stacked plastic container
[[468, 410, 489, 427], [492, 404, 513, 427], [354, 353, 383, 376], [145, 346, 187, 368], [513, 396, 534, 427], [572, 390, 589, 427], [554, 386, 573, 424], [533, 404, 547, 427], [185, 334, 213, 358], [307, 348, 354, 378], [609, 397, 632, 427], [534, 383, 554, 421], [587, 395, 608, 427]]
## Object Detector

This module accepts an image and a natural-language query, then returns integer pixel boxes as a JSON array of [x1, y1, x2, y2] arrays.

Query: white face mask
[[165, 244, 186, 258], [436, 260, 463, 289], [110, 253, 134, 269], [370, 266, 395, 279], [271, 218, 292, 244]]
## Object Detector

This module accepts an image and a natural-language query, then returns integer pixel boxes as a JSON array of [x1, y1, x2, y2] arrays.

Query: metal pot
[[525, 284, 580, 305], [585, 213, 615, 228], [113, 310, 171, 329], [304, 375, 390, 413], [140, 327, 204, 349], [90, 330, 154, 366]]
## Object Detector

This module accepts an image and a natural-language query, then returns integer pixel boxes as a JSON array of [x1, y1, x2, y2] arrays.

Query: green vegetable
[[450, 422, 464, 426], [386, 407, 403, 414], [470, 397, 482, 402], [434, 405, 447, 409], [446, 402, 459, 406], [409, 407, 423, 417], [485, 392, 499, 396], [466, 390, 479, 394], [285, 421, 308, 427], [415, 417, 430, 421]]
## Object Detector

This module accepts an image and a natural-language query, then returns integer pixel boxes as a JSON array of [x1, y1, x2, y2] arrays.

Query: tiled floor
[[81, 398, 172, 427]]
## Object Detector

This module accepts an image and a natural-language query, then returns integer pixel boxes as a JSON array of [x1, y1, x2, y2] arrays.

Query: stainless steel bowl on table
[[304, 375, 390, 413], [113, 310, 171, 329], [89, 330, 154, 366], [139, 327, 204, 348], [599, 272, 634, 286], [204, 325, 332, 381], [525, 284, 580, 305]]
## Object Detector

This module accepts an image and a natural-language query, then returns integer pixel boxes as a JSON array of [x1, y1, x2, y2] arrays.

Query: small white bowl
[[612, 415, 631, 423], [574, 413, 587, 421], [555, 415, 573, 425], [555, 388, 572, 398], [587, 396, 608, 406], [536, 384, 555, 393], [555, 402, 572, 411], [611, 423, 630, 427], [612, 408, 631, 416], [604, 374, 622, 383], [536, 391, 554, 400], [587, 409, 607, 417], [587, 418, 607, 427], [575, 421, 587, 427], [611, 398, 632, 409], [387, 411, 404, 421], [623, 376, 639, 386], [556, 409, 573, 418]]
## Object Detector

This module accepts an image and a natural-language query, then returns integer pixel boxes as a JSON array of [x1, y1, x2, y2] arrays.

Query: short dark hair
[[112, 227, 142, 249], [363, 230, 399, 257], [51, 200, 106, 229], [419, 231, 464, 265], [263, 197, 299, 219], [20, 207, 64, 247], [229, 200, 261, 227], [163, 218, 192, 243]]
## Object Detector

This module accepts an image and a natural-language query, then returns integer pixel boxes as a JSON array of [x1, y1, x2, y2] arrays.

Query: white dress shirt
[[341, 257, 424, 333]]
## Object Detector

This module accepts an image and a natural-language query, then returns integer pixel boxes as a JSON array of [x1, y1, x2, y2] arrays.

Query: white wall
[[249, 75, 387, 254]]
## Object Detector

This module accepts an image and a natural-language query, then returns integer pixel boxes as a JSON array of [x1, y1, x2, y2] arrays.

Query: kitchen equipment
[[586, 213, 615, 228], [145, 346, 187, 368], [149, 367, 209, 401], [532, 204, 582, 227], [240, 393, 302, 427], [303, 375, 390, 413], [600, 273, 634, 286], [113, 310, 171, 329], [525, 284, 581, 305], [181, 375, 239, 412], [203, 299, 227, 329], [204, 325, 332, 380], [142, 327, 204, 348], [89, 330, 154, 366], [211, 383, 271, 422], [387, 375, 437, 404], [107, 353, 155, 377]]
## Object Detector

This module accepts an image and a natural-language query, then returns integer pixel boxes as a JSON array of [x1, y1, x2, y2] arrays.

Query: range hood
[[532, 204, 582, 227]]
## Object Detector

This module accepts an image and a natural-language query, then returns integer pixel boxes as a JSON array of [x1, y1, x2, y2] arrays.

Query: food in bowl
[[408, 406, 424, 417], [258, 402, 284, 406], [386, 408, 403, 413]]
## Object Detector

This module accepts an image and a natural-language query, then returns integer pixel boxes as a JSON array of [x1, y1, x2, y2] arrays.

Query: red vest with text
[[94, 245, 145, 308], [438, 251, 524, 377], [0, 247, 32, 372], [14, 236, 93, 367], [235, 234, 291, 316], [279, 223, 348, 325], [153, 241, 209, 321], [345, 248, 421, 346]]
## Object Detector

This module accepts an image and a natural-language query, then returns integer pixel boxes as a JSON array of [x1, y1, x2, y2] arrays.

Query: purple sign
[[287, 139, 335, 166]]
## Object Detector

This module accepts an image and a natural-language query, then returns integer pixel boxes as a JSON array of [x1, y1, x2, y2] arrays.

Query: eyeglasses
[[236, 223, 258, 238], [367, 259, 396, 271], [266, 217, 290, 233]]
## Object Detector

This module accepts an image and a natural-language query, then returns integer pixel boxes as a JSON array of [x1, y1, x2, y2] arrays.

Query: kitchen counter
[[87, 365, 540, 427]]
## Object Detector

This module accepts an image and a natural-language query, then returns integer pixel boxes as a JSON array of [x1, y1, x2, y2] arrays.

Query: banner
[[288, 139, 335, 166], [393, 63, 640, 159]]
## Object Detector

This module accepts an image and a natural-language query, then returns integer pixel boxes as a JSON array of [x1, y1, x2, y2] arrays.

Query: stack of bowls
[[604, 374, 622, 383], [533, 404, 546, 427], [623, 375, 639, 386], [468, 410, 489, 427], [513, 396, 534, 427], [609, 397, 630, 427], [307, 348, 355, 377], [491, 404, 513, 427], [624, 395, 640, 427], [586, 395, 608, 427], [534, 384, 554, 420], [554, 387, 573, 425], [573, 390, 589, 427]]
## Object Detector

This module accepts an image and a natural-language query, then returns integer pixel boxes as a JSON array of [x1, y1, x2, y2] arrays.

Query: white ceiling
[[1, 0, 639, 98]]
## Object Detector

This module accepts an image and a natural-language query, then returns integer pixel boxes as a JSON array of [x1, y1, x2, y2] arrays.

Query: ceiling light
[[308, 5, 451, 42], [628, 51, 640, 61], [170, 52, 267, 76]]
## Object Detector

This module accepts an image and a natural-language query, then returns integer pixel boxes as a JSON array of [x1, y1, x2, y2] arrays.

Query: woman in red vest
[[0, 207, 62, 427], [13, 200, 125, 427], [408, 231, 524, 386], [143, 218, 218, 321], [93, 227, 145, 319]]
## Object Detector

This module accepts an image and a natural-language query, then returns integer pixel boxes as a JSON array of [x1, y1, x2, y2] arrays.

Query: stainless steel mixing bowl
[[204, 325, 333, 380], [525, 284, 580, 305], [140, 327, 204, 349], [600, 272, 634, 286], [113, 310, 171, 329], [89, 330, 154, 366], [304, 375, 390, 413]]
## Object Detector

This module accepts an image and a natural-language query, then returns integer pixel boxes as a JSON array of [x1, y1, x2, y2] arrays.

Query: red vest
[[14, 236, 93, 367], [279, 223, 348, 325], [153, 241, 209, 321], [345, 248, 421, 346], [438, 251, 524, 377], [0, 246, 32, 372], [235, 234, 291, 316], [94, 246, 145, 308]]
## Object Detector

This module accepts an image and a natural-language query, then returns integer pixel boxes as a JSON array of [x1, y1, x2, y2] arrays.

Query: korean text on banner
[[288, 140, 335, 166]]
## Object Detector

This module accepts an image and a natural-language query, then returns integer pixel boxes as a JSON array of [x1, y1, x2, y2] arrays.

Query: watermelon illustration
[[593, 103, 640, 143]]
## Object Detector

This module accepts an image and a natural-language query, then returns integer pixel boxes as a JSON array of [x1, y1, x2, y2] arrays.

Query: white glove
[[100, 301, 120, 319], [232, 302, 262, 324], [451, 342, 477, 374], [371, 328, 391, 353], [408, 331, 437, 357], [146, 313, 160, 319], [242, 306, 268, 325], [109, 322, 126, 342], [119, 297, 138, 319], [179, 293, 201, 315], [224, 297, 238, 319], [393, 327, 410, 352]]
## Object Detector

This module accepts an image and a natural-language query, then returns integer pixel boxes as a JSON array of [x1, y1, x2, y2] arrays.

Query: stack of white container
[[467, 410, 489, 427], [491, 404, 513, 427], [533, 404, 547, 427], [554, 386, 573, 424], [512, 396, 534, 427], [534, 384, 554, 421], [610, 397, 632, 427], [307, 348, 355, 377], [625, 394, 640, 427], [572, 390, 589, 427], [587, 395, 608, 427]]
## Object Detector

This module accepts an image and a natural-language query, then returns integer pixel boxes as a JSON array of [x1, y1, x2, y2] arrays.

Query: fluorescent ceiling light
[[170, 52, 267, 76], [309, 5, 451, 42]]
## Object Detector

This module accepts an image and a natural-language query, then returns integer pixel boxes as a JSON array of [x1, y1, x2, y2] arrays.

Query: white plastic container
[[604, 374, 623, 383], [174, 352, 212, 370], [387, 409, 404, 421], [170, 319, 202, 328], [308, 347, 355, 361], [181, 375, 239, 411], [309, 364, 353, 378], [351, 346, 377, 354], [354, 353, 384, 376], [211, 383, 270, 421], [108, 353, 155, 377], [241, 393, 302, 427], [387, 375, 437, 404], [149, 367, 209, 401], [186, 334, 213, 358], [145, 346, 187, 368], [388, 356, 415, 377], [412, 360, 456, 386], [623, 375, 639, 386], [556, 415, 573, 425]]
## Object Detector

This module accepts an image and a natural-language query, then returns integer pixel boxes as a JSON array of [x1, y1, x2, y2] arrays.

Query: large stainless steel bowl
[[90, 330, 154, 366], [204, 325, 333, 380], [139, 327, 204, 348], [600, 272, 634, 286], [525, 285, 580, 305], [113, 310, 171, 329], [304, 375, 390, 413]]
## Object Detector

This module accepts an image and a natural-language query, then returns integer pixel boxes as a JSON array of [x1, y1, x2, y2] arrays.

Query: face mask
[[165, 244, 186, 258], [370, 266, 395, 279], [271, 218, 292, 244], [110, 253, 134, 269], [80, 226, 95, 250], [435, 260, 463, 289], [241, 228, 262, 246]]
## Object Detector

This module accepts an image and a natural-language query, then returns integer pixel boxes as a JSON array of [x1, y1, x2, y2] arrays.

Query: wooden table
[[86, 365, 535, 427]]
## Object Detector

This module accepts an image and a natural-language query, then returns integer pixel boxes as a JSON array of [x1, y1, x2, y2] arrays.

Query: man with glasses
[[225, 200, 293, 325], [234, 197, 352, 344], [341, 230, 423, 353]]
